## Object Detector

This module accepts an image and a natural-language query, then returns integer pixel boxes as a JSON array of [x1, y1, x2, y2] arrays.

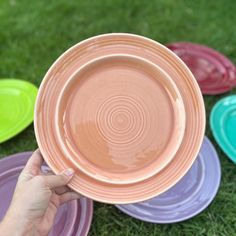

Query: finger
[[59, 191, 81, 205], [41, 194, 60, 229], [19, 150, 44, 181], [42, 171, 71, 194], [24, 149, 44, 175], [44, 168, 75, 188], [54, 186, 71, 195]]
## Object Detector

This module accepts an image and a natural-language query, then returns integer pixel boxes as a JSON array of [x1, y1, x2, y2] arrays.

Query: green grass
[[0, 0, 236, 235]]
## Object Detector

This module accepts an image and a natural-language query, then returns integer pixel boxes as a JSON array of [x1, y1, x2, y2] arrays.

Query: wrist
[[1, 208, 34, 236]]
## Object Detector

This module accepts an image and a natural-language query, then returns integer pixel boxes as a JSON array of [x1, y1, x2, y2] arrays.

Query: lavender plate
[[0, 152, 93, 236], [116, 136, 221, 223]]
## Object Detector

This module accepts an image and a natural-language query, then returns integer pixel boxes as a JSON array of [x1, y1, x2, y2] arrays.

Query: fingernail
[[63, 168, 74, 176]]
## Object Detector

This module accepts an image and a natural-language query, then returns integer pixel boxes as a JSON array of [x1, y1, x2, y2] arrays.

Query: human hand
[[0, 150, 80, 236]]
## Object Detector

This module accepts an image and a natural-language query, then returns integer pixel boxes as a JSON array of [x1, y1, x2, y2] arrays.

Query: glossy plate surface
[[0, 79, 38, 143], [35, 33, 205, 203], [72, 197, 94, 236], [167, 42, 236, 94], [116, 137, 221, 223], [0, 152, 93, 236], [55, 54, 185, 184], [210, 95, 236, 163]]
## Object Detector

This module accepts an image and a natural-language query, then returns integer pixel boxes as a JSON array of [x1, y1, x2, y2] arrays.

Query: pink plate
[[55, 54, 185, 184], [35, 33, 205, 204]]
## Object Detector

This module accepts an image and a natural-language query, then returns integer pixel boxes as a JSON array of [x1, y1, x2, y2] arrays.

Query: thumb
[[44, 168, 75, 188]]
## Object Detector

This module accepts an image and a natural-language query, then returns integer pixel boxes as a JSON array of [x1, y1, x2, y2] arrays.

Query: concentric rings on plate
[[0, 152, 94, 236], [0, 79, 38, 143], [116, 137, 221, 223], [210, 95, 236, 163], [55, 54, 185, 184], [35, 33, 205, 203], [167, 42, 236, 94]]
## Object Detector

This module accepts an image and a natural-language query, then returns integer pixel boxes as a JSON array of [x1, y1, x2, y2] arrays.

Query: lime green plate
[[210, 95, 236, 163], [0, 79, 38, 143]]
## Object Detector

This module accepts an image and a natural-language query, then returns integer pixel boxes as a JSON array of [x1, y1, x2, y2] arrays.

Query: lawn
[[0, 0, 236, 235]]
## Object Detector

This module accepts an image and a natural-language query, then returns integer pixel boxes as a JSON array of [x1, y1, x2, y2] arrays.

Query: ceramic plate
[[55, 54, 185, 184], [116, 137, 221, 223], [167, 42, 236, 94], [210, 95, 236, 163], [72, 197, 94, 236], [0, 152, 93, 236], [0, 79, 38, 143], [35, 33, 205, 204]]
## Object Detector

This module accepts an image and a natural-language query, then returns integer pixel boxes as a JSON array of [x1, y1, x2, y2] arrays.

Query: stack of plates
[[0, 152, 93, 236], [34, 33, 206, 204], [167, 42, 236, 95]]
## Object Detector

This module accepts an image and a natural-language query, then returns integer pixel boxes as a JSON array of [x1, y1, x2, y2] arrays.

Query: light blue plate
[[210, 95, 236, 163]]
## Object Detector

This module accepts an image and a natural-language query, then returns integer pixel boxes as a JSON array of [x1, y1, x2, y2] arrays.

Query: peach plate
[[34, 33, 205, 204], [55, 54, 185, 184]]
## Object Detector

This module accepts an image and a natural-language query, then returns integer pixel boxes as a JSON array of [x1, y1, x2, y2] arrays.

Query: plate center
[[56, 54, 185, 183]]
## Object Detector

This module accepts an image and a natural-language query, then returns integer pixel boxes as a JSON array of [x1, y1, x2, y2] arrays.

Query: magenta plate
[[167, 42, 236, 94]]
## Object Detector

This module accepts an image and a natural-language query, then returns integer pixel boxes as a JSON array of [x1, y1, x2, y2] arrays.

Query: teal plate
[[210, 95, 236, 163]]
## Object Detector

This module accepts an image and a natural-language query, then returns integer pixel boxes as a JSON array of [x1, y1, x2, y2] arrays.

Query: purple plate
[[116, 136, 221, 223], [0, 152, 93, 236], [73, 198, 93, 236]]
